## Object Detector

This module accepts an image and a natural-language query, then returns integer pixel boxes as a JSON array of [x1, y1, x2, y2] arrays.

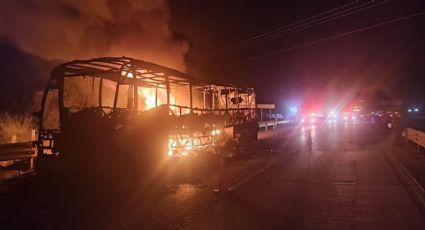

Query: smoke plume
[[0, 0, 188, 71]]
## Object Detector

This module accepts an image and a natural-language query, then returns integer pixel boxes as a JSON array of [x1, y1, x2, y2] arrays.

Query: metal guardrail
[[0, 141, 37, 170], [403, 128, 425, 150], [258, 120, 291, 130]]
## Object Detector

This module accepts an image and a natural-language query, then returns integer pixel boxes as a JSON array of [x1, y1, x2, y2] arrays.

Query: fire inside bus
[[36, 57, 258, 180]]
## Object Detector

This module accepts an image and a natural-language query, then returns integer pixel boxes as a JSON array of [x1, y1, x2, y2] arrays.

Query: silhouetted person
[[307, 130, 313, 152]]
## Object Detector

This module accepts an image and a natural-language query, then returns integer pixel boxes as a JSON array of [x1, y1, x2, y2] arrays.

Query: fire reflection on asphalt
[[174, 184, 198, 202]]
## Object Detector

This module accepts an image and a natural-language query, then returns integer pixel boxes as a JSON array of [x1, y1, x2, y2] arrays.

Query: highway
[[1, 122, 425, 229], [130, 122, 425, 229]]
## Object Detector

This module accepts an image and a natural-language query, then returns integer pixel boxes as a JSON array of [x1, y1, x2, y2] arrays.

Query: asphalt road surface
[[1, 122, 425, 230], [131, 122, 425, 229]]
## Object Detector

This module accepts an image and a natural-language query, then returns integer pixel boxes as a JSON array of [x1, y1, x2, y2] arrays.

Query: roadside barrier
[[258, 120, 291, 131], [0, 141, 37, 170], [403, 128, 425, 152]]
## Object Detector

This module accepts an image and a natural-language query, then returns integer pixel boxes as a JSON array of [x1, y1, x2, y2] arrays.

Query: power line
[[233, 0, 388, 51], [226, 0, 370, 51], [221, 0, 360, 51], [222, 0, 388, 52], [240, 11, 425, 63]]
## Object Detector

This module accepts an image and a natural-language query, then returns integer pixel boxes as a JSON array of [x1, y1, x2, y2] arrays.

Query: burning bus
[[36, 57, 258, 182]]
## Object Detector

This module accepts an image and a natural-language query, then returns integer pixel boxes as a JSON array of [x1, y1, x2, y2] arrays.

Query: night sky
[[170, 0, 425, 108], [1, 0, 425, 112]]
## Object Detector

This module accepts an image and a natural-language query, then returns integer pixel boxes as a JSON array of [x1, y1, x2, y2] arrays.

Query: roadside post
[[214, 156, 230, 193]]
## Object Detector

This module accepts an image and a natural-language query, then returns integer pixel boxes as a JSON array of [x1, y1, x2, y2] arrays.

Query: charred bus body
[[36, 57, 258, 183]]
